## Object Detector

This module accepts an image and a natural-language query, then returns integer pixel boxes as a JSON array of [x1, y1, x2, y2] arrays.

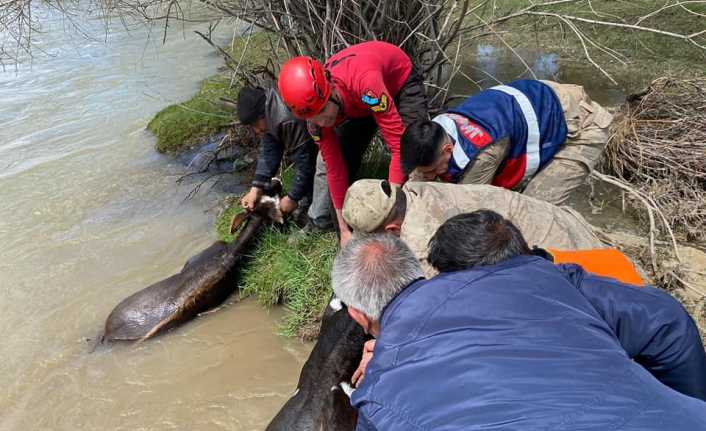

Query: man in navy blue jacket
[[401, 80, 613, 205], [331, 210, 706, 431]]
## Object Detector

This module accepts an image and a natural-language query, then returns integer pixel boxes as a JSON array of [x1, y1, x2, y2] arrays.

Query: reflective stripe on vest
[[490, 85, 541, 181], [432, 114, 470, 169]]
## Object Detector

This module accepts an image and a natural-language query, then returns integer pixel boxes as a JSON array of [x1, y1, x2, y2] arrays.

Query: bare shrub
[[602, 77, 706, 243]]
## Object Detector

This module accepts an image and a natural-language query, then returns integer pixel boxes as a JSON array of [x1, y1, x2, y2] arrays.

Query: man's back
[[399, 182, 601, 276], [325, 41, 412, 114], [352, 256, 706, 430]]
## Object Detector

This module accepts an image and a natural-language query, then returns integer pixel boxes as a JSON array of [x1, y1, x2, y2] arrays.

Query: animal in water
[[267, 298, 367, 431], [99, 185, 283, 344]]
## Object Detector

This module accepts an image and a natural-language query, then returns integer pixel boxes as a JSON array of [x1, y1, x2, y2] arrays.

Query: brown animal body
[[266, 299, 366, 431], [100, 189, 282, 343], [101, 217, 260, 342]]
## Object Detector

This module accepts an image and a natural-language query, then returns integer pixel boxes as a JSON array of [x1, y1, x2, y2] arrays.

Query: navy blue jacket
[[352, 256, 706, 430]]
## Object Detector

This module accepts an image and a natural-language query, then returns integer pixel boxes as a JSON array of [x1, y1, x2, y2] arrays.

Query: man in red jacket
[[278, 41, 428, 244]]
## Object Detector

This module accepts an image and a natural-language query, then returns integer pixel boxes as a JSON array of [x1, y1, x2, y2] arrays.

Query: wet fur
[[100, 186, 282, 344], [266, 302, 367, 431]]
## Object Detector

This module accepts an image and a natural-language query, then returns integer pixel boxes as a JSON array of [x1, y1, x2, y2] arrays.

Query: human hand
[[240, 187, 263, 211], [335, 209, 353, 246], [408, 170, 425, 181], [339, 226, 352, 247], [279, 195, 298, 214], [412, 168, 436, 181], [351, 340, 376, 387]]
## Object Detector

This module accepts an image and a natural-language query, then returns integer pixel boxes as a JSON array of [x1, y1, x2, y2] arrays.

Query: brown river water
[[0, 10, 310, 431], [1, 13, 631, 430]]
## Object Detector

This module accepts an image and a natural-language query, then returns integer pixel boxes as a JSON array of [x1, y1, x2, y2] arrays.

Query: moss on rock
[[147, 32, 274, 153], [148, 75, 239, 153]]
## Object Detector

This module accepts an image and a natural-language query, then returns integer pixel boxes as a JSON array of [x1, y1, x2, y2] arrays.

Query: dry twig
[[601, 77, 706, 243]]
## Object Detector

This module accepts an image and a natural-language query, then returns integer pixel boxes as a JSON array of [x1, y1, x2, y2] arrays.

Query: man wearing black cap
[[238, 86, 317, 215]]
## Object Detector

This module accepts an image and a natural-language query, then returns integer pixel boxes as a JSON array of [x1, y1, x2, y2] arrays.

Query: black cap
[[237, 87, 266, 125]]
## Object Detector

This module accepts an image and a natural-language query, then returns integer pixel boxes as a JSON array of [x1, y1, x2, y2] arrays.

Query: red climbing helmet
[[278, 56, 331, 119]]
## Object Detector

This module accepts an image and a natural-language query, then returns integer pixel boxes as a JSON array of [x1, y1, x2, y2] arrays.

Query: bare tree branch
[[525, 10, 706, 51]]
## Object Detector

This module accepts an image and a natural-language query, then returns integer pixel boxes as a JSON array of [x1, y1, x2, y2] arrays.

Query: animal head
[[228, 183, 285, 234], [255, 177, 284, 224], [258, 195, 284, 225], [266, 298, 367, 431]]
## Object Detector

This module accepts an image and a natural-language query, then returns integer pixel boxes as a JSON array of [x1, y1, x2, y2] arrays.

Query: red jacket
[[310, 41, 412, 209]]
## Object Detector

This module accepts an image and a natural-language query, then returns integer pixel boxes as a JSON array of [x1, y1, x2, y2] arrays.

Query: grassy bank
[[216, 200, 338, 340], [240, 228, 338, 339], [214, 146, 389, 339], [147, 32, 272, 153], [215, 201, 337, 339]]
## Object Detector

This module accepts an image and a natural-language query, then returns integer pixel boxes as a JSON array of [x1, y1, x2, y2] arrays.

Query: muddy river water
[[0, 11, 310, 431], [1, 10, 631, 430]]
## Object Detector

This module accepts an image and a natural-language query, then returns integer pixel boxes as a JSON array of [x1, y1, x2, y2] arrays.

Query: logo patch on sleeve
[[361, 90, 389, 113], [448, 113, 492, 148]]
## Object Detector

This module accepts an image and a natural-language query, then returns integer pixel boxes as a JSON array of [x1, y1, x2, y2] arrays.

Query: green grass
[[359, 137, 391, 179], [215, 201, 337, 339], [240, 228, 338, 338], [215, 203, 246, 243], [214, 164, 338, 339], [147, 32, 274, 153], [222, 29, 279, 71], [147, 75, 239, 153]]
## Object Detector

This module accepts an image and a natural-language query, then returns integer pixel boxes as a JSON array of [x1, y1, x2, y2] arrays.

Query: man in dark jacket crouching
[[238, 86, 317, 216], [332, 210, 706, 431]]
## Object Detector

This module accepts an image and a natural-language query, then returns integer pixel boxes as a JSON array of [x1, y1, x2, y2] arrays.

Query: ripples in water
[[1, 8, 310, 431]]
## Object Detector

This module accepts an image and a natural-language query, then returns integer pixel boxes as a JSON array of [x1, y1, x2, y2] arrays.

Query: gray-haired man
[[332, 233, 424, 388], [332, 233, 423, 338]]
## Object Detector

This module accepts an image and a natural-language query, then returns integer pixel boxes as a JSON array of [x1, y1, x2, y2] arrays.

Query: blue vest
[[436, 80, 568, 188]]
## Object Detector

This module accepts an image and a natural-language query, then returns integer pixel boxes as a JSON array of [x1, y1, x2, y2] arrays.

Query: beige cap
[[342, 179, 398, 233]]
